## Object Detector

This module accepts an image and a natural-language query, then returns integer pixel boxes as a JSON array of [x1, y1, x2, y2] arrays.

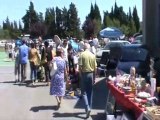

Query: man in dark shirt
[[41, 41, 53, 85]]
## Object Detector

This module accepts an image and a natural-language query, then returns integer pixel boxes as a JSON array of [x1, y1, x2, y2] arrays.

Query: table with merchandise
[[105, 74, 160, 120]]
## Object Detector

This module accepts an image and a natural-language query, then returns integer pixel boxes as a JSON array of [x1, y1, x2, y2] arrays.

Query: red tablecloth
[[107, 81, 144, 120]]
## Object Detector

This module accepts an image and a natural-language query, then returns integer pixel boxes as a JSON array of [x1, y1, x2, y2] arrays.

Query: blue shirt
[[19, 44, 29, 64], [69, 39, 79, 52]]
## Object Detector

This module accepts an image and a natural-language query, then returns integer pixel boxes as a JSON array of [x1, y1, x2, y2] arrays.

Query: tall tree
[[132, 6, 140, 32], [94, 3, 101, 21], [128, 19, 136, 36], [22, 1, 39, 34], [128, 7, 132, 21], [3, 17, 10, 30], [45, 8, 56, 38], [13, 21, 18, 30], [109, 7, 114, 19], [61, 7, 69, 37], [82, 17, 94, 39], [55, 7, 63, 37], [84, 3, 102, 38], [106, 16, 114, 27], [3, 21, 7, 30], [103, 11, 109, 28], [19, 21, 22, 30], [30, 22, 47, 37], [29, 1, 39, 24], [114, 2, 119, 19], [38, 12, 44, 23], [67, 3, 80, 37], [89, 3, 94, 20]]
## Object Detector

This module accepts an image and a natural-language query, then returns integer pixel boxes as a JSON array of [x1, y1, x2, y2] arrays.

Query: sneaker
[[86, 110, 91, 118], [45, 82, 50, 86], [35, 80, 38, 83], [32, 82, 35, 86]]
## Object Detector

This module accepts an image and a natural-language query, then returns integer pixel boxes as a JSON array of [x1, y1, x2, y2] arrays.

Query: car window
[[104, 42, 129, 49], [123, 42, 130, 45], [135, 35, 142, 41]]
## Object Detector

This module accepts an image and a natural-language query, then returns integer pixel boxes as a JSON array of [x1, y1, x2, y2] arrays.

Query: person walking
[[61, 39, 69, 71], [14, 47, 20, 83], [41, 41, 53, 85], [78, 43, 97, 118], [28, 43, 40, 85], [19, 39, 29, 82], [50, 48, 67, 108]]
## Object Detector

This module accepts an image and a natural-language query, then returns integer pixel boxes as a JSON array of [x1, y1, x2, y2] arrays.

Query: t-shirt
[[79, 49, 97, 72], [41, 47, 53, 62], [62, 45, 68, 61], [19, 44, 29, 64]]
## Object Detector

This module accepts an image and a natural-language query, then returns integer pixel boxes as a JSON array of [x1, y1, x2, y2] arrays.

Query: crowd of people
[[5, 35, 99, 118]]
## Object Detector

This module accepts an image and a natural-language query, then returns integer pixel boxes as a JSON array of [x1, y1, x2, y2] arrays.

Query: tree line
[[0, 1, 140, 40]]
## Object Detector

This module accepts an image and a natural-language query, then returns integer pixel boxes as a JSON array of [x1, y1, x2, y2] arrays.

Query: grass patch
[[0, 51, 14, 66], [0, 47, 4, 52]]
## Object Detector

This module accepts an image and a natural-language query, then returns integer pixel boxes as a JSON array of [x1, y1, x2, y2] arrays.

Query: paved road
[[0, 62, 108, 120]]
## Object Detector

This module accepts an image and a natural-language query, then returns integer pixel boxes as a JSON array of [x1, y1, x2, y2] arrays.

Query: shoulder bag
[[50, 59, 57, 78]]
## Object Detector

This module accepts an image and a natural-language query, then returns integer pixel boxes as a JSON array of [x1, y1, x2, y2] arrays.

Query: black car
[[117, 44, 150, 77]]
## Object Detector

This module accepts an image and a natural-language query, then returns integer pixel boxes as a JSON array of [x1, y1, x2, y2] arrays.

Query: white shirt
[[61, 44, 68, 61], [90, 46, 96, 55]]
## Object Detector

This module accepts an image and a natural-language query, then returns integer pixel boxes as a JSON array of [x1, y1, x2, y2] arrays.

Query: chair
[[97, 52, 109, 77]]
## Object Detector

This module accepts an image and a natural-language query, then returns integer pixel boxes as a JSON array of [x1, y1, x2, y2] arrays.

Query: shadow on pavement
[[26, 84, 48, 88], [30, 105, 58, 112], [53, 112, 86, 119], [8, 79, 49, 88], [91, 112, 106, 120], [74, 77, 108, 110], [0, 80, 15, 84]]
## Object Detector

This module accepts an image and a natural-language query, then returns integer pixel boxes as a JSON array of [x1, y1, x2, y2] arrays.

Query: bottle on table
[[129, 66, 136, 94]]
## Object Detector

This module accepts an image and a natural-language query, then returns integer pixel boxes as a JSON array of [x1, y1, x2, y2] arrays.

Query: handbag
[[50, 59, 57, 78]]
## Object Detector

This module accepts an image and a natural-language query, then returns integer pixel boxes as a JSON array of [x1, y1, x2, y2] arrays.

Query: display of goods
[[146, 106, 160, 120], [137, 92, 151, 98]]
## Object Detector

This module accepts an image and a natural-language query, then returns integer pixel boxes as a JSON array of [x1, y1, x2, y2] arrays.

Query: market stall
[[105, 73, 160, 120]]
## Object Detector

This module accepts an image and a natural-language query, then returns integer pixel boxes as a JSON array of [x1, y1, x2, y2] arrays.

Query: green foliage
[[30, 22, 47, 37], [133, 6, 140, 32], [93, 19, 101, 37], [1, 1, 141, 39], [128, 19, 136, 36], [83, 3, 102, 39], [0, 29, 11, 39], [1, 16, 22, 39], [82, 18, 94, 39], [67, 3, 80, 38], [22, 1, 39, 34], [45, 8, 56, 38], [112, 18, 120, 28], [102, 1, 141, 37], [106, 16, 114, 27]]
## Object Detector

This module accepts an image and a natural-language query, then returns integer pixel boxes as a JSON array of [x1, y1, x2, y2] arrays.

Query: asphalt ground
[[0, 52, 109, 120]]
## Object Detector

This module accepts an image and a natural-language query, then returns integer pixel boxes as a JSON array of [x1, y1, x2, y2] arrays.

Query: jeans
[[43, 62, 51, 82], [68, 55, 74, 74], [20, 63, 27, 82], [81, 72, 94, 111], [15, 63, 20, 81], [30, 62, 38, 81]]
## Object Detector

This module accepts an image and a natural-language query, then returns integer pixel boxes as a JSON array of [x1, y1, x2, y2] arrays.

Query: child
[[14, 47, 20, 82]]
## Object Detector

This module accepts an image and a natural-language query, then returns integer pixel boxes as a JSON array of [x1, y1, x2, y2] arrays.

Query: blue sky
[[0, 0, 142, 26]]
